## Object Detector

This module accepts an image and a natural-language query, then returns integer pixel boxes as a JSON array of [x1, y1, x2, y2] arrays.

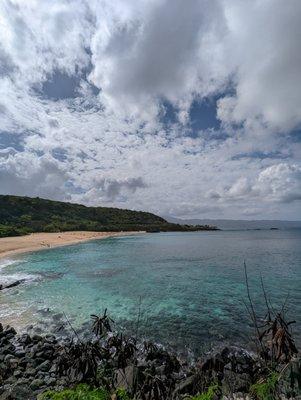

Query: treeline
[[0, 195, 218, 237]]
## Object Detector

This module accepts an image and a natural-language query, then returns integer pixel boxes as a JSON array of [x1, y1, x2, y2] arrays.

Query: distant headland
[[0, 195, 218, 238]]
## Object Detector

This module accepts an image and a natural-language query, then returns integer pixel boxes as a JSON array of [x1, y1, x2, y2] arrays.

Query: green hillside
[[0, 195, 217, 237]]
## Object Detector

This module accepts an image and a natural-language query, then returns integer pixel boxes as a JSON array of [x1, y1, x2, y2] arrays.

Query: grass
[[250, 372, 279, 400], [38, 384, 133, 400], [38, 384, 110, 400], [115, 388, 132, 400], [190, 383, 219, 400]]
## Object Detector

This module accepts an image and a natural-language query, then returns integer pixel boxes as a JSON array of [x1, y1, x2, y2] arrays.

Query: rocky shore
[[0, 316, 300, 400]]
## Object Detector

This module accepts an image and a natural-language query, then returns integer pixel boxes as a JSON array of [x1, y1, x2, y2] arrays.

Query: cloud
[[241, 207, 263, 217], [255, 163, 301, 203], [90, 0, 227, 117], [217, 0, 301, 133], [0, 152, 70, 200], [0, 0, 300, 220], [81, 176, 147, 204], [228, 177, 252, 198], [225, 163, 301, 205]]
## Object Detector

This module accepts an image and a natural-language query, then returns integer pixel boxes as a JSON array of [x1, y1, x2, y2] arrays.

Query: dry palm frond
[[91, 309, 114, 338], [259, 312, 298, 362]]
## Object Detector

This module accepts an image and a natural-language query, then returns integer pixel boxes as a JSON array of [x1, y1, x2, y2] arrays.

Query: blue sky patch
[[0, 131, 25, 151], [51, 147, 68, 162], [39, 70, 81, 101], [189, 97, 220, 134], [232, 151, 290, 160], [159, 100, 178, 126]]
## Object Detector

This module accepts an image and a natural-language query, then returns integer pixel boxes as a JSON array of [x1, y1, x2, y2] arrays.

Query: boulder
[[17, 334, 31, 346], [32, 335, 43, 343], [25, 367, 37, 377], [0, 280, 25, 291], [29, 378, 45, 390], [173, 375, 195, 396], [37, 360, 51, 372], [115, 365, 136, 391], [5, 356, 19, 370], [222, 370, 252, 393]]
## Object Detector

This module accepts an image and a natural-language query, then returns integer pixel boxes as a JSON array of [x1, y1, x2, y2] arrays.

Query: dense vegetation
[[0, 195, 217, 237]]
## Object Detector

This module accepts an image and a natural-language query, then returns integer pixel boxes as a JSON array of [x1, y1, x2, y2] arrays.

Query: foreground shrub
[[190, 383, 219, 400], [250, 372, 278, 400], [39, 384, 133, 400], [39, 384, 110, 400]]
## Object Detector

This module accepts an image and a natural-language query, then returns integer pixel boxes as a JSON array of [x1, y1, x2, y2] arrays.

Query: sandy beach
[[0, 231, 144, 259]]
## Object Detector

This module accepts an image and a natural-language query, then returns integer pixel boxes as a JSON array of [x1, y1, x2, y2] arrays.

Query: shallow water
[[1, 230, 300, 355]]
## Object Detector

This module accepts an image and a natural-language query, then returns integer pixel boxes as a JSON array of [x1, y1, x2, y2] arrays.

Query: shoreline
[[0, 231, 145, 260], [0, 319, 297, 400]]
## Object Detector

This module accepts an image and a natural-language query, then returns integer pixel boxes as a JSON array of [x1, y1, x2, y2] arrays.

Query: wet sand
[[0, 231, 144, 259]]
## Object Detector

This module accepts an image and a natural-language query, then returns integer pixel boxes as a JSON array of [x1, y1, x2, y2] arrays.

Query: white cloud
[[228, 177, 252, 197], [217, 0, 301, 132], [225, 163, 301, 205], [255, 163, 301, 203]]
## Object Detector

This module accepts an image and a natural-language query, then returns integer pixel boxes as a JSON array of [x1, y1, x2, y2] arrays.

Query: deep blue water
[[1, 230, 300, 355]]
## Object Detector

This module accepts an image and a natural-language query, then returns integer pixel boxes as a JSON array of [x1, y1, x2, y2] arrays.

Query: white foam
[[0, 258, 35, 285], [0, 272, 39, 286], [0, 258, 19, 270], [0, 258, 38, 286]]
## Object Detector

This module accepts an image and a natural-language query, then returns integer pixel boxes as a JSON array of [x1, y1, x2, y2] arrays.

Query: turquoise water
[[1, 230, 300, 355]]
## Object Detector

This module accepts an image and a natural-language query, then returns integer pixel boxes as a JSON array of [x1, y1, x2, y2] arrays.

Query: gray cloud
[[82, 177, 148, 204], [90, 0, 227, 118], [96, 0, 221, 96], [281, 192, 301, 204], [0, 153, 70, 201]]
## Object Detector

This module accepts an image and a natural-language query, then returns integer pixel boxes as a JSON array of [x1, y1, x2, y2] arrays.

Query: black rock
[[0, 280, 25, 291], [45, 334, 56, 343], [33, 326, 43, 334], [4, 354, 16, 362], [222, 370, 252, 393], [14, 350, 26, 358], [32, 334, 43, 343], [35, 351, 45, 358], [173, 375, 195, 396], [37, 360, 51, 372], [33, 357, 46, 367], [29, 378, 45, 390], [13, 370, 23, 379], [0, 326, 16, 340], [18, 333, 31, 346], [24, 367, 36, 378], [1, 344, 15, 355], [45, 376, 57, 386]]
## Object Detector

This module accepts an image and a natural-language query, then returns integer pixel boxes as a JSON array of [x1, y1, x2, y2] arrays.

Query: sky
[[0, 0, 300, 220]]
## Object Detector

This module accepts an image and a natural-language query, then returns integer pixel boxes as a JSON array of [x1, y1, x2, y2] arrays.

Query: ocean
[[1, 229, 300, 356]]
